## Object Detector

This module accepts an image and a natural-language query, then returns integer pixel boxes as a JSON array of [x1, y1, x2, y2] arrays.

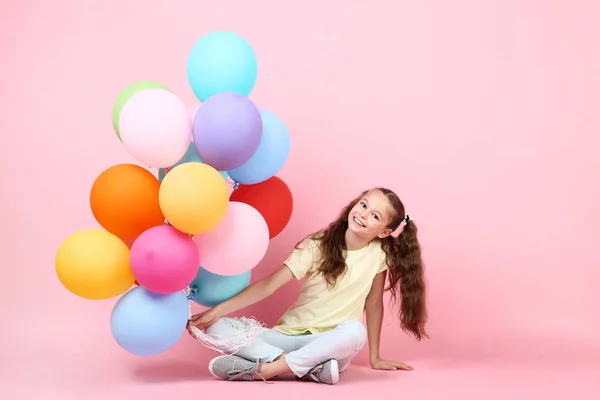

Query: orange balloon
[[90, 164, 164, 239]]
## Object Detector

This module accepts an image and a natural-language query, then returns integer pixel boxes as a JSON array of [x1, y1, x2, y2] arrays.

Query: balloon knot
[[187, 287, 198, 300]]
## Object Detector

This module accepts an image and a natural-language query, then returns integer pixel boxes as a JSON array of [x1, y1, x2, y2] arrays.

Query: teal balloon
[[187, 31, 258, 102], [158, 142, 228, 183], [189, 267, 251, 307], [227, 110, 291, 185], [110, 287, 189, 356]]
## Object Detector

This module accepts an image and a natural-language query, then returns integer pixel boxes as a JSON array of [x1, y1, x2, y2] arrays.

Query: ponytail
[[382, 218, 428, 341]]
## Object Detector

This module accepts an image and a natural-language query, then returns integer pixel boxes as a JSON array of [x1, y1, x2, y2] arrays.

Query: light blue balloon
[[227, 110, 291, 185], [187, 31, 258, 102], [189, 267, 251, 307], [158, 142, 228, 183], [110, 287, 189, 356]]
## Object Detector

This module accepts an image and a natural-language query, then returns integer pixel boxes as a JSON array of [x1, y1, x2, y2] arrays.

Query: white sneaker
[[208, 355, 267, 382], [302, 359, 339, 384]]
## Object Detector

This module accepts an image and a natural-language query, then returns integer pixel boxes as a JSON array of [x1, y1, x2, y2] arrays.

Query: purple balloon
[[193, 92, 263, 171]]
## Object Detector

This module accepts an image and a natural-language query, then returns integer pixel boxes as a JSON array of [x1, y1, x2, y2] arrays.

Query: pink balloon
[[119, 88, 192, 167], [130, 225, 199, 294], [195, 202, 269, 276]]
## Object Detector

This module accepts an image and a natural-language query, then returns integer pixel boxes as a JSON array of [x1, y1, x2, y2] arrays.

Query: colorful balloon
[[159, 162, 229, 235], [119, 88, 191, 167], [193, 92, 263, 171], [228, 109, 291, 184], [230, 176, 293, 239], [187, 30, 258, 101], [55, 229, 134, 300], [112, 80, 169, 140], [130, 225, 199, 294], [195, 202, 269, 276], [110, 287, 189, 356], [90, 164, 164, 240], [189, 267, 251, 307]]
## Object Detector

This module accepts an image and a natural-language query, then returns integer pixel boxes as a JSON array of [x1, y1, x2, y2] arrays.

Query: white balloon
[[119, 88, 192, 168]]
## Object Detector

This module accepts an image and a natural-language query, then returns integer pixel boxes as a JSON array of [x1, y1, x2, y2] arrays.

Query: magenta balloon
[[192, 92, 263, 171], [130, 225, 199, 294]]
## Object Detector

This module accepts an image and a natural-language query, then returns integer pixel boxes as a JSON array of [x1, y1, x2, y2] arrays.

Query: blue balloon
[[187, 31, 258, 102], [158, 142, 228, 183], [228, 110, 291, 185], [110, 287, 189, 356], [189, 267, 251, 307]]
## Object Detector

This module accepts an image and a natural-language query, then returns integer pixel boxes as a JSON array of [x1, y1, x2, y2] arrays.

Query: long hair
[[307, 188, 428, 341]]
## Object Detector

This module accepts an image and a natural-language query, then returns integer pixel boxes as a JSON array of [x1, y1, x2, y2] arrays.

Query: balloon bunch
[[55, 31, 294, 357]]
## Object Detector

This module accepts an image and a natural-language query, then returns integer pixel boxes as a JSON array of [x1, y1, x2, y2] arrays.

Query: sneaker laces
[[305, 364, 324, 384], [226, 359, 272, 384]]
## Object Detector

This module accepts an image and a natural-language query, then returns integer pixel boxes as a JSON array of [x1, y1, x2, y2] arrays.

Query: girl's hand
[[370, 357, 414, 371], [187, 307, 222, 332]]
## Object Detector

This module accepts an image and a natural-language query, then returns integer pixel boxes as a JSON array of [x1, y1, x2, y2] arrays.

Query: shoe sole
[[329, 359, 340, 384]]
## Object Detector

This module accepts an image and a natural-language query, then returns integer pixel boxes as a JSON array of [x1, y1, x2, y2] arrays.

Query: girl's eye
[[360, 202, 366, 208], [372, 214, 379, 220]]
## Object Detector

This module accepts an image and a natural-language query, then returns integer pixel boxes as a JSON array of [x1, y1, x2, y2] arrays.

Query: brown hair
[[307, 188, 428, 341]]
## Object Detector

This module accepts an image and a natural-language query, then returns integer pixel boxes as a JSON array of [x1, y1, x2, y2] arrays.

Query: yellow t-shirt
[[272, 237, 388, 335]]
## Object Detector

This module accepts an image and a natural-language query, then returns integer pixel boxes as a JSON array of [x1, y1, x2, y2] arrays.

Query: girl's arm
[[365, 270, 414, 371], [216, 264, 294, 316], [365, 270, 386, 364], [189, 264, 294, 329]]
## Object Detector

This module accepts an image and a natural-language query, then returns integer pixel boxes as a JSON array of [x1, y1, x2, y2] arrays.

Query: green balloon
[[112, 80, 170, 140]]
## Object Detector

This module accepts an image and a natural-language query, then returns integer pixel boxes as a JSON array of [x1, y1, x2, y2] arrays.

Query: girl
[[187, 187, 428, 384]]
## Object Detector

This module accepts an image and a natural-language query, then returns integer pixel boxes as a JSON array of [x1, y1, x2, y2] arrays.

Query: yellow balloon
[[159, 162, 229, 235], [55, 229, 134, 300]]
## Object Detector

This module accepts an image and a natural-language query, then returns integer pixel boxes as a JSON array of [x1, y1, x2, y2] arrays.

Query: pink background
[[1, 0, 599, 398]]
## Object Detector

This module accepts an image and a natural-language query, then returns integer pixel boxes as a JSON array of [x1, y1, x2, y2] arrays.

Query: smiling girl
[[188, 187, 428, 384]]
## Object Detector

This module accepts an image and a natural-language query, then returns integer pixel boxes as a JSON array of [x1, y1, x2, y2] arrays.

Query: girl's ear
[[377, 228, 393, 239]]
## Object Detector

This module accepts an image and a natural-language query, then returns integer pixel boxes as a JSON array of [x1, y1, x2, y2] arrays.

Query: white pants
[[205, 317, 368, 377]]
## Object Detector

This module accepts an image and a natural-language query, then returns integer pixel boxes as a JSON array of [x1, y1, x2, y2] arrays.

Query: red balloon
[[230, 176, 293, 239]]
